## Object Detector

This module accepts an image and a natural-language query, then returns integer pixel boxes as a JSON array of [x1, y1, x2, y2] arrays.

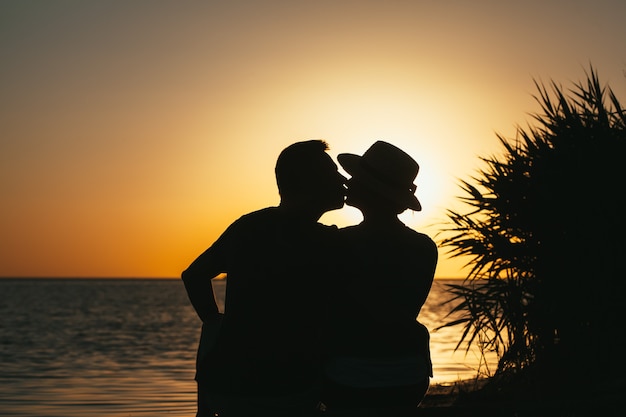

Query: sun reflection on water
[[0, 279, 495, 416]]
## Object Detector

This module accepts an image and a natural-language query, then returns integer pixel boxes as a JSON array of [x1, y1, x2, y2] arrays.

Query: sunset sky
[[2, 0, 625, 278]]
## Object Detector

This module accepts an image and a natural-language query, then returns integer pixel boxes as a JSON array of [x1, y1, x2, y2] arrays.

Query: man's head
[[275, 140, 346, 215]]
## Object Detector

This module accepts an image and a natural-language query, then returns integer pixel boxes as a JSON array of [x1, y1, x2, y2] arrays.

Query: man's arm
[[182, 247, 223, 323]]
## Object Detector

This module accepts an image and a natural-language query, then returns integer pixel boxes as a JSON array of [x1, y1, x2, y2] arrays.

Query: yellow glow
[[1, 1, 625, 278]]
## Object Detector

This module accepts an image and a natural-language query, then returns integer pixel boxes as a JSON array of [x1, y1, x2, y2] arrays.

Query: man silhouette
[[182, 140, 345, 416]]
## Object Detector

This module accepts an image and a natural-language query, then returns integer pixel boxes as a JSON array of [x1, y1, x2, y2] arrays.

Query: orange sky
[[1, 1, 625, 278]]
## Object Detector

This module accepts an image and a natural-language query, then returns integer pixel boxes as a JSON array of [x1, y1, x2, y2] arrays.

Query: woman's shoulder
[[338, 223, 437, 253], [338, 224, 360, 233], [409, 228, 437, 248], [395, 226, 437, 250]]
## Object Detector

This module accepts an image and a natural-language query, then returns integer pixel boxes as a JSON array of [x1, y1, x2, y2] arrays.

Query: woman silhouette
[[322, 141, 438, 413]]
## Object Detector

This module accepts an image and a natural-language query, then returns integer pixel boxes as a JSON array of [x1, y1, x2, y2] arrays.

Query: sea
[[0, 278, 497, 417]]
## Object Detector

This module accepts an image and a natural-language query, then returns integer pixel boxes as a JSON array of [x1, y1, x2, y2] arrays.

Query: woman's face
[[345, 175, 406, 215], [344, 176, 376, 211]]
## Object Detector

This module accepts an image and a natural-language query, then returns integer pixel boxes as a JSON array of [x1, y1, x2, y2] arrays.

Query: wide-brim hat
[[338, 141, 421, 211]]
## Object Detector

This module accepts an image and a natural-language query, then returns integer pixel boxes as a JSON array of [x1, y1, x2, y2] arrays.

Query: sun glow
[[3, 1, 625, 278]]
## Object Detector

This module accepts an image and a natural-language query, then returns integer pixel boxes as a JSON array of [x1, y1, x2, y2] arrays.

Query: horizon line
[[0, 276, 467, 280]]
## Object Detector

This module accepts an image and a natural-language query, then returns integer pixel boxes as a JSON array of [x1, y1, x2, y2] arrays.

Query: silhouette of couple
[[182, 140, 437, 416]]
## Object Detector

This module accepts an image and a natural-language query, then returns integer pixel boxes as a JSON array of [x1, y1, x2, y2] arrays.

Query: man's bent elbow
[[181, 268, 197, 283]]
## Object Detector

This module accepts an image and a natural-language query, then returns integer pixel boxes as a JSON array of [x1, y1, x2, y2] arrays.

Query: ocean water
[[0, 278, 495, 416]]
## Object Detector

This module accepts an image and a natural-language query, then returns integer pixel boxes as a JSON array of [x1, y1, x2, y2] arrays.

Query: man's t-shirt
[[198, 207, 338, 395]]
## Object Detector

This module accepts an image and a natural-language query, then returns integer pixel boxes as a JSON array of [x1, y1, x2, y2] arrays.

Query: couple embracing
[[182, 140, 437, 416]]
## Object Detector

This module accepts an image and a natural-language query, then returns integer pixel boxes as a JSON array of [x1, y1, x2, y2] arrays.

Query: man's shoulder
[[316, 222, 339, 232], [233, 207, 338, 234], [218, 207, 280, 239], [237, 206, 279, 220]]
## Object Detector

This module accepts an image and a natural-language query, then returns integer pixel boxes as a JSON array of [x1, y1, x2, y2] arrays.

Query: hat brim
[[338, 153, 422, 211]]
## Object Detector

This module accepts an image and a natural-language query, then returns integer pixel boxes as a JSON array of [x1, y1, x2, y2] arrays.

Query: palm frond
[[437, 64, 626, 380]]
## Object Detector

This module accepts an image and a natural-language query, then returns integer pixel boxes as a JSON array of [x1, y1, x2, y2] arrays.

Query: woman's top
[[324, 220, 437, 386]]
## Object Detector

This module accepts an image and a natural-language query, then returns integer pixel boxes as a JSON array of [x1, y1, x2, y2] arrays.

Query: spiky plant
[[439, 66, 626, 392]]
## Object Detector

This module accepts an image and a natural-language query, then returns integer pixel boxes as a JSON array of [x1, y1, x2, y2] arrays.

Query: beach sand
[[417, 378, 622, 417], [315, 379, 622, 416]]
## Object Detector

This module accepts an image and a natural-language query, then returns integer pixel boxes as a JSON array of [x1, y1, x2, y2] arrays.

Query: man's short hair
[[275, 140, 330, 198]]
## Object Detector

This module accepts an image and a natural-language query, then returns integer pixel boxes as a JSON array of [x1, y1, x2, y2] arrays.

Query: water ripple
[[0, 278, 493, 416]]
